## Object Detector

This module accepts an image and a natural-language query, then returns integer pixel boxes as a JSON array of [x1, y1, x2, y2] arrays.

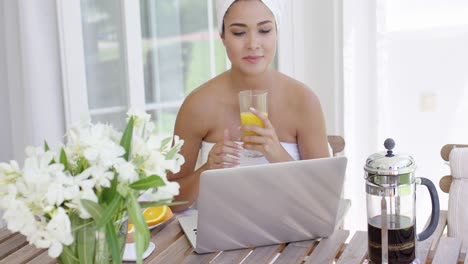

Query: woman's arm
[[168, 94, 242, 212], [296, 87, 330, 159]]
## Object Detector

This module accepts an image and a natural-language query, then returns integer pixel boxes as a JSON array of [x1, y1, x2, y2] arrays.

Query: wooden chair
[[328, 135, 345, 157], [439, 144, 468, 193]]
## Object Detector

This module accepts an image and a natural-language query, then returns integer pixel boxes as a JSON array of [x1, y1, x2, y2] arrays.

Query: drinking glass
[[239, 90, 268, 158]]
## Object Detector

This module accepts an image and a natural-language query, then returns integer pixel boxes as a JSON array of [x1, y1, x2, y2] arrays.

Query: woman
[[169, 0, 329, 212]]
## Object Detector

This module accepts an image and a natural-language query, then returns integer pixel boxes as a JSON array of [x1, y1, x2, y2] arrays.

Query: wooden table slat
[[273, 240, 316, 264], [149, 235, 191, 264], [305, 230, 349, 264], [181, 252, 219, 264], [26, 251, 56, 264], [416, 210, 448, 263], [0, 233, 28, 259], [336, 231, 367, 264], [0, 243, 45, 264], [210, 248, 251, 264], [432, 237, 462, 264], [241, 244, 282, 264], [137, 218, 183, 263], [0, 230, 13, 244]]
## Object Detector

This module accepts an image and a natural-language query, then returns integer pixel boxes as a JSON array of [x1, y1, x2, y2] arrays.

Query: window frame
[[57, 0, 297, 128]]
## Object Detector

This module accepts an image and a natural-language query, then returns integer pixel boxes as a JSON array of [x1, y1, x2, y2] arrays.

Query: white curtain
[[0, 0, 66, 226], [0, 0, 65, 161]]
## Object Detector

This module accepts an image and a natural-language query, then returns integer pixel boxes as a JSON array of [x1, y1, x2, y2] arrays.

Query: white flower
[[151, 181, 180, 201], [114, 162, 139, 183], [3, 199, 36, 233], [88, 166, 115, 188], [23, 150, 64, 192], [45, 172, 79, 207], [0, 110, 187, 259], [127, 108, 151, 123], [45, 207, 74, 257], [66, 175, 98, 219]]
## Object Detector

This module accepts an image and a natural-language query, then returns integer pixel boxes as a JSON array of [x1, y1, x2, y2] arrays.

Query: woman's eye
[[259, 29, 272, 34], [233, 32, 245, 36]]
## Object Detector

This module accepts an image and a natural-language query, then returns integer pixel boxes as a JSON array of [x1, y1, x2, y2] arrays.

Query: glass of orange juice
[[239, 90, 268, 158]]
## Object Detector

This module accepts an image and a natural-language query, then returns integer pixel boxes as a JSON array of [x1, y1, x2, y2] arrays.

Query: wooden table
[[0, 210, 465, 264]]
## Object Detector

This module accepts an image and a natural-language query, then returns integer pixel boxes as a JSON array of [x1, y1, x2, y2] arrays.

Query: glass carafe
[[365, 139, 440, 264]]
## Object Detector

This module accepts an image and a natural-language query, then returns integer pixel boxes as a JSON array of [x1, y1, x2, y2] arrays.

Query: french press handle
[[417, 177, 440, 241]]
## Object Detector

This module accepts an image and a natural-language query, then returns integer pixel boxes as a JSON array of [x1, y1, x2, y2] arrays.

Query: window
[[77, 0, 229, 134], [343, 0, 468, 230]]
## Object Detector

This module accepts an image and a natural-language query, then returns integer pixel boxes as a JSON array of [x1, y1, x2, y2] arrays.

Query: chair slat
[[432, 237, 462, 264], [241, 244, 282, 264], [210, 248, 251, 264], [439, 175, 453, 193], [336, 231, 367, 264], [0, 244, 45, 264], [149, 235, 191, 264], [328, 135, 345, 156], [416, 210, 448, 263], [441, 144, 468, 161], [0, 233, 27, 259], [274, 240, 316, 264], [305, 230, 349, 264]]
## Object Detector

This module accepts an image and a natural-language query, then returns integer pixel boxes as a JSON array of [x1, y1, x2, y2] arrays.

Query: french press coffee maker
[[364, 139, 440, 264]]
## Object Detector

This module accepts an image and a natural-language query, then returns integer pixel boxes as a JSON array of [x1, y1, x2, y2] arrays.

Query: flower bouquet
[[0, 110, 185, 264]]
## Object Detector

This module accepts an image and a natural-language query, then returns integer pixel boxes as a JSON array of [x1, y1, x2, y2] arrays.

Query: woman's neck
[[228, 68, 276, 92]]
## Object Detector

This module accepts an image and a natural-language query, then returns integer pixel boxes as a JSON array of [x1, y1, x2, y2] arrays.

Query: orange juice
[[240, 112, 268, 137]]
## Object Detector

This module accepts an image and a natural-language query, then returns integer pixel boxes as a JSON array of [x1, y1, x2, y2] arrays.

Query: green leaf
[[76, 218, 95, 264], [59, 245, 79, 263], [80, 199, 103, 222], [127, 193, 150, 264], [60, 148, 70, 171], [96, 194, 122, 229], [165, 145, 179, 160], [129, 175, 166, 190], [105, 221, 122, 264], [102, 175, 118, 205], [134, 231, 146, 264], [120, 116, 135, 161], [44, 141, 50, 151], [160, 137, 172, 149], [140, 200, 187, 209]]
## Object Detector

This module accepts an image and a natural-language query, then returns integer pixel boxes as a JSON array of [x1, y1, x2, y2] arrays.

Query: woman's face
[[222, 0, 277, 76]]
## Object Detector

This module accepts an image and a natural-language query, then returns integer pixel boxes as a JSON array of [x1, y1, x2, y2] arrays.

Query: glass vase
[[58, 212, 128, 264]]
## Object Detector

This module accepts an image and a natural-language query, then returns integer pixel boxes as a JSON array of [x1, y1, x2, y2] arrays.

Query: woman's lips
[[243, 56, 263, 64]]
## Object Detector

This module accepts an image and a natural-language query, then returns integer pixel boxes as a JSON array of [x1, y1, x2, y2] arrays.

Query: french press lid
[[364, 138, 416, 176]]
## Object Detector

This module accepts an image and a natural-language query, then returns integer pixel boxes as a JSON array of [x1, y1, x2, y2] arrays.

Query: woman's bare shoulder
[[180, 72, 229, 114], [276, 72, 320, 107]]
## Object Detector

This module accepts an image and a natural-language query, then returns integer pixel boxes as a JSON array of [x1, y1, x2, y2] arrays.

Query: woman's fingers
[[249, 107, 273, 129]]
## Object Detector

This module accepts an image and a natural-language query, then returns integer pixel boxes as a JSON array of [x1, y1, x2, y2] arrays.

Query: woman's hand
[[204, 129, 243, 169], [240, 107, 293, 163]]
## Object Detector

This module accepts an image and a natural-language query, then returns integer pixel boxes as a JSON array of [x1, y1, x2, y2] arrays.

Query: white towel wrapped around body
[[215, 0, 285, 34], [448, 147, 468, 251]]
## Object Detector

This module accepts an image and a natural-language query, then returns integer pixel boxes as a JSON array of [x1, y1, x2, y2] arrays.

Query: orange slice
[[127, 223, 134, 232], [143, 206, 169, 226]]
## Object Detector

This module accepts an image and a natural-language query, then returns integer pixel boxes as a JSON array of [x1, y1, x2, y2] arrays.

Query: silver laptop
[[178, 156, 348, 254]]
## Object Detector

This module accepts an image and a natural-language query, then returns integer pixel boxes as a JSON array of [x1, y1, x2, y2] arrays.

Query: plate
[[122, 242, 156, 262]]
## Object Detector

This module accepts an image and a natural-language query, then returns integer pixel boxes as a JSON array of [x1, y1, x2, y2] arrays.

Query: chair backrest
[[328, 135, 345, 157], [439, 144, 468, 193]]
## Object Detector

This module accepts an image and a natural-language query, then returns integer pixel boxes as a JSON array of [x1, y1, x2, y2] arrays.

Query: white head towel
[[215, 0, 284, 35]]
